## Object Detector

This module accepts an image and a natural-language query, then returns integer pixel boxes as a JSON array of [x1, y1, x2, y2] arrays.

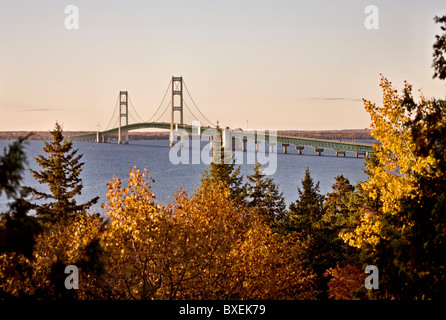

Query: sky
[[0, 0, 445, 131]]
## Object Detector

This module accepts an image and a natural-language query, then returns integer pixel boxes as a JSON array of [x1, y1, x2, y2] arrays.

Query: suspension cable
[[154, 101, 171, 123], [182, 79, 216, 127], [129, 111, 141, 124], [111, 113, 119, 131], [145, 79, 172, 122], [128, 95, 145, 123], [104, 94, 120, 130], [183, 99, 200, 123]]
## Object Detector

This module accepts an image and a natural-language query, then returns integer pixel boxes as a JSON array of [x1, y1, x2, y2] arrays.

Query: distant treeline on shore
[[0, 129, 372, 141]]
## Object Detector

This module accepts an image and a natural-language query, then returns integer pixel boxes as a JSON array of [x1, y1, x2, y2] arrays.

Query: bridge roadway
[[71, 122, 374, 157]]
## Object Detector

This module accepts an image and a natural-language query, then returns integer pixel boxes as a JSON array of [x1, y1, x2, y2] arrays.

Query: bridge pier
[[315, 148, 324, 156], [356, 151, 366, 158], [269, 142, 277, 153], [282, 143, 289, 154], [336, 151, 346, 157], [232, 137, 245, 152], [222, 129, 231, 150], [295, 146, 304, 155]]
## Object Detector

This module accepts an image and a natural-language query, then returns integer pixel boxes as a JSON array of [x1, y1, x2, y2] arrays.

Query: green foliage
[[0, 136, 42, 299], [0, 137, 41, 259], [432, 14, 446, 80], [0, 136, 29, 199], [284, 169, 366, 299], [287, 166, 325, 234], [1, 124, 105, 300], [245, 162, 286, 226], [346, 77, 446, 299], [201, 125, 246, 203], [24, 122, 99, 222], [323, 175, 361, 266]]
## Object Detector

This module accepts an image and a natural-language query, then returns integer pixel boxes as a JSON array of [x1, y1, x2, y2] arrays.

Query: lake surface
[[0, 139, 371, 213]]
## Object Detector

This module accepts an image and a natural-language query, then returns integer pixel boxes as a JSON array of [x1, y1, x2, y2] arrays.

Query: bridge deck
[[71, 122, 374, 154]]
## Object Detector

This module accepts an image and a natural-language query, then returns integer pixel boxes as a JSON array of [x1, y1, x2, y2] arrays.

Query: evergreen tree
[[324, 175, 355, 220], [323, 175, 361, 267], [0, 136, 42, 299], [201, 123, 246, 202], [0, 135, 41, 259], [0, 135, 29, 198], [432, 14, 446, 80], [287, 167, 339, 299], [24, 122, 98, 223], [287, 166, 325, 235], [245, 162, 286, 225]]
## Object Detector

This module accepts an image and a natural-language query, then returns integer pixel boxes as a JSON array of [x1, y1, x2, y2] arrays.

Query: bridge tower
[[170, 76, 183, 147], [118, 91, 129, 144]]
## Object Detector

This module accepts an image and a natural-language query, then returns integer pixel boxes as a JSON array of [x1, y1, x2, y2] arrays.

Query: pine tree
[[322, 175, 361, 268], [0, 136, 41, 259], [432, 14, 446, 80], [0, 135, 29, 199], [286, 166, 334, 299], [245, 162, 286, 225], [0, 136, 42, 299], [287, 166, 325, 234], [24, 122, 98, 222], [201, 123, 246, 202], [323, 175, 356, 227]]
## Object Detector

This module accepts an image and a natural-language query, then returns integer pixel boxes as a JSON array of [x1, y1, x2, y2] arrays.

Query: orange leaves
[[325, 264, 365, 300]]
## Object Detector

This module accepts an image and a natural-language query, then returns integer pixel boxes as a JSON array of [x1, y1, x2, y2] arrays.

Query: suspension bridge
[[71, 76, 374, 158]]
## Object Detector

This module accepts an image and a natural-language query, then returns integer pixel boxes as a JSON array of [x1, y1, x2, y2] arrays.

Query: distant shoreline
[[0, 129, 372, 141]]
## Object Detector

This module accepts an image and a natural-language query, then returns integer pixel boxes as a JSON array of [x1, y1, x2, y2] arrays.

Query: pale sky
[[1, 0, 445, 131]]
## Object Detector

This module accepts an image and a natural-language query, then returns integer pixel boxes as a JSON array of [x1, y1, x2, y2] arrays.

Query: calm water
[[0, 139, 370, 212]]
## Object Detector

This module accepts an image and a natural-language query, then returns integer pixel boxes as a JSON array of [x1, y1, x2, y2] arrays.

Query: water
[[0, 139, 370, 213]]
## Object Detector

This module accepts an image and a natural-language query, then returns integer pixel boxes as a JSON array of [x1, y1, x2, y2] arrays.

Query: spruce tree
[[287, 166, 325, 234], [323, 175, 356, 226], [0, 136, 42, 299], [245, 162, 286, 225], [0, 135, 41, 259], [432, 14, 446, 80], [286, 166, 331, 298], [201, 124, 246, 202], [322, 175, 361, 267], [24, 122, 98, 222]]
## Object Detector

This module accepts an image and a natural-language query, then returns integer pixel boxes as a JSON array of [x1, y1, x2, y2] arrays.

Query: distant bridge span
[[70, 77, 374, 157], [71, 121, 373, 157]]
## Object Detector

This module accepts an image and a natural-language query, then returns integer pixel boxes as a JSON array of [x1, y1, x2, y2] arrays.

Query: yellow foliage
[[101, 167, 317, 300], [342, 76, 438, 248]]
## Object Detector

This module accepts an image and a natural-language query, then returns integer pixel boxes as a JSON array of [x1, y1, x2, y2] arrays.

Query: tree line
[[0, 14, 445, 300]]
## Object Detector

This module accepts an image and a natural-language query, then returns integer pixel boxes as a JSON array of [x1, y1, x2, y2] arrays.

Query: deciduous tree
[[342, 76, 446, 299]]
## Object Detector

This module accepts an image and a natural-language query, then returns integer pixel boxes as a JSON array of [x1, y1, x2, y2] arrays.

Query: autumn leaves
[[100, 167, 317, 299]]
